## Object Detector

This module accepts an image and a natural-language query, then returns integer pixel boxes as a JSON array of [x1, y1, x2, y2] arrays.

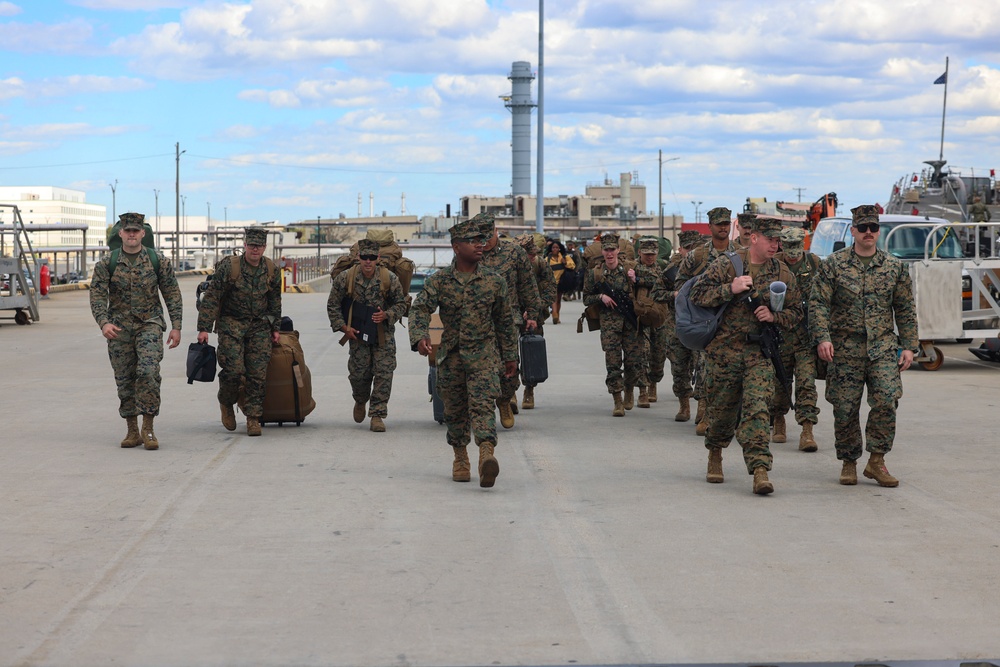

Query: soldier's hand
[[504, 360, 518, 378], [166, 329, 181, 349], [372, 307, 386, 324], [627, 268, 636, 282], [898, 349, 914, 371], [753, 305, 775, 323], [271, 331, 281, 344], [102, 323, 121, 340], [601, 294, 617, 308], [525, 318, 537, 331], [817, 341, 834, 362], [341, 325, 359, 341], [731, 275, 753, 294], [197, 331, 209, 345], [417, 338, 432, 357]]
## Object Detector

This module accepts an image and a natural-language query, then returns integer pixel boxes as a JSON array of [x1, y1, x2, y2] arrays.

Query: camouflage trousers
[[600, 324, 644, 393], [497, 326, 521, 401], [666, 335, 694, 400], [218, 322, 272, 418], [825, 349, 902, 461], [704, 344, 774, 474], [770, 341, 820, 425], [107, 322, 165, 418], [347, 337, 397, 418], [438, 352, 500, 449], [642, 323, 669, 385]]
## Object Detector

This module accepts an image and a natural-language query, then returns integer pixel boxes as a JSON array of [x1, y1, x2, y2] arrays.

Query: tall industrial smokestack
[[505, 61, 536, 197]]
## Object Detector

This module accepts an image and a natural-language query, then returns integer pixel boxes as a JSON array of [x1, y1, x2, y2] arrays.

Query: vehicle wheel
[[14, 309, 30, 325], [920, 346, 944, 371]]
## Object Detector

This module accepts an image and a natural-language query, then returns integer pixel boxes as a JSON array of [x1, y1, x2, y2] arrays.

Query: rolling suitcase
[[519, 333, 548, 385], [259, 330, 316, 425]]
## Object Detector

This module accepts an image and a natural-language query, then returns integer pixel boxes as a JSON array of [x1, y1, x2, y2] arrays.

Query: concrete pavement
[[1, 275, 999, 666]]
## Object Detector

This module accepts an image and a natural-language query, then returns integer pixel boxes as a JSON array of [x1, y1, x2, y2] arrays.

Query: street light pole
[[691, 200, 703, 224], [109, 179, 118, 225], [316, 216, 322, 272], [658, 153, 680, 243], [175, 142, 185, 269], [153, 189, 159, 232]]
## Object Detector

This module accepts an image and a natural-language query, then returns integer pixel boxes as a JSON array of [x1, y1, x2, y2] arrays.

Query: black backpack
[[674, 252, 743, 351]]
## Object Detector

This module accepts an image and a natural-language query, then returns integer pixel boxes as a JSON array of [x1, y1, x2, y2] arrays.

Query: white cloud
[[0, 1, 21, 17]]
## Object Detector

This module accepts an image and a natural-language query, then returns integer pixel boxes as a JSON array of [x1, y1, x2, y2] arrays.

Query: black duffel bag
[[186, 342, 217, 384]]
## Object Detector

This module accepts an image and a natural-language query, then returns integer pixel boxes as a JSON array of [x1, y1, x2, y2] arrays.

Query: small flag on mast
[[934, 72, 948, 85]]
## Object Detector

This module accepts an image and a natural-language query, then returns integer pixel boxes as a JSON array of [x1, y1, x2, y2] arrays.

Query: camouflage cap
[[449, 219, 484, 243], [851, 204, 880, 227], [514, 233, 536, 253], [751, 217, 784, 238], [780, 227, 806, 247], [245, 226, 268, 245], [736, 212, 757, 228], [471, 211, 496, 236], [600, 233, 620, 250], [358, 239, 379, 255], [678, 230, 702, 249], [707, 207, 732, 226], [638, 237, 659, 254], [119, 212, 145, 231]]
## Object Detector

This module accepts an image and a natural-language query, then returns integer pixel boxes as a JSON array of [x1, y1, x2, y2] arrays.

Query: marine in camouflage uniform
[[968, 196, 993, 255], [771, 227, 822, 451], [690, 217, 802, 495], [410, 220, 517, 488], [659, 230, 701, 418], [327, 238, 408, 432], [583, 233, 643, 416], [634, 237, 668, 408], [475, 213, 541, 429], [197, 227, 282, 436], [672, 207, 739, 432], [90, 212, 183, 450], [515, 233, 556, 410], [809, 204, 918, 487]]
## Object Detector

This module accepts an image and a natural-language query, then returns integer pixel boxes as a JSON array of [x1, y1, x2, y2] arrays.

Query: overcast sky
[[2, 0, 999, 228]]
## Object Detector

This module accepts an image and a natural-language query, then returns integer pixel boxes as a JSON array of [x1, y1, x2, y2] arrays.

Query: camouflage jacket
[[969, 202, 992, 223], [674, 241, 737, 289], [583, 260, 639, 331], [689, 248, 802, 352], [326, 266, 407, 337], [528, 255, 557, 321], [409, 262, 517, 373], [774, 251, 821, 346], [197, 255, 282, 337], [90, 249, 182, 332], [809, 247, 918, 360], [480, 239, 541, 325]]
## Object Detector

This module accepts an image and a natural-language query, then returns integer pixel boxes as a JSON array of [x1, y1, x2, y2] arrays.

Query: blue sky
[[2, 0, 999, 228]]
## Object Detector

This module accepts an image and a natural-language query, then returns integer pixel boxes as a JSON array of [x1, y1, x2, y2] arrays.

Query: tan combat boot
[[840, 460, 858, 485], [497, 398, 515, 429], [121, 416, 142, 448], [695, 411, 710, 436], [706, 448, 724, 483], [799, 422, 818, 452], [246, 417, 262, 437], [141, 415, 158, 450], [220, 403, 237, 431], [863, 452, 899, 487], [612, 392, 625, 417], [370, 416, 386, 432], [771, 415, 787, 443], [453, 446, 471, 482], [353, 401, 366, 424], [521, 385, 535, 410], [478, 442, 499, 488], [623, 386, 635, 410], [675, 397, 691, 422], [637, 386, 650, 408], [510, 397, 519, 415], [752, 467, 774, 495], [695, 398, 706, 423], [647, 383, 658, 403]]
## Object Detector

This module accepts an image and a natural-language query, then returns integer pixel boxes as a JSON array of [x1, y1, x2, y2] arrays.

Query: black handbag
[[186, 342, 217, 384]]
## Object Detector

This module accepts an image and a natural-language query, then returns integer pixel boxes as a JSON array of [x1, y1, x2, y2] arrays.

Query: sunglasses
[[359, 254, 378, 261], [855, 223, 880, 233]]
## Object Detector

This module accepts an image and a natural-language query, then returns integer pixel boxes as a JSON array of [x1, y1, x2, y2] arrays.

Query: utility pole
[[535, 0, 544, 234], [175, 142, 185, 269], [316, 216, 321, 270], [793, 187, 807, 203], [153, 189, 159, 231], [109, 179, 118, 225]]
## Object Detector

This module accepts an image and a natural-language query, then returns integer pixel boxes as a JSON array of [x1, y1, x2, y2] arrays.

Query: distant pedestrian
[[810, 205, 918, 487], [90, 212, 182, 450], [548, 241, 576, 324], [197, 227, 282, 437], [409, 220, 518, 488], [660, 230, 702, 416]]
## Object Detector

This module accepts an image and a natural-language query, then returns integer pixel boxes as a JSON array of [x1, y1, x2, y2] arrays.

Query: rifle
[[742, 289, 794, 409], [596, 281, 639, 329]]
